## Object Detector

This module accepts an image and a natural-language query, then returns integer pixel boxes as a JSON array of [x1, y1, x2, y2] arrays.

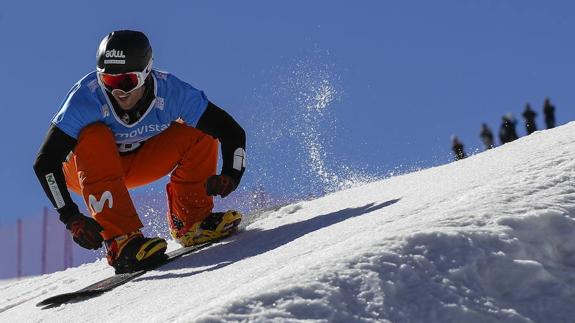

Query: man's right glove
[[65, 213, 104, 250]]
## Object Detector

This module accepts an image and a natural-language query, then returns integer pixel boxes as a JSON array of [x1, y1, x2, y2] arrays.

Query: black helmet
[[96, 30, 153, 74]]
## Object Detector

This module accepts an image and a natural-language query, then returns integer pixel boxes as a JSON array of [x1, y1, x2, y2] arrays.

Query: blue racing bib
[[52, 69, 208, 152]]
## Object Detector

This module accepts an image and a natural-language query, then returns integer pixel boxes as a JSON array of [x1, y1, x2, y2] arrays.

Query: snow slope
[[2, 123, 575, 322]]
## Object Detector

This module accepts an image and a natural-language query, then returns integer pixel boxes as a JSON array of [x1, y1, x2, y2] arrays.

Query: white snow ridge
[[2, 123, 575, 323]]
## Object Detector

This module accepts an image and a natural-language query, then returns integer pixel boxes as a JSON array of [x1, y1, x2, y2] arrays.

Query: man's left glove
[[65, 213, 104, 250], [205, 174, 237, 198]]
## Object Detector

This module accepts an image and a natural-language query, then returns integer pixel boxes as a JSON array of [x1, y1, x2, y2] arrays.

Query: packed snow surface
[[2, 123, 575, 322]]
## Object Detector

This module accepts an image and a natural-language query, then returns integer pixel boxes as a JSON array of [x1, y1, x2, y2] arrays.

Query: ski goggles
[[99, 70, 148, 94], [98, 59, 153, 94]]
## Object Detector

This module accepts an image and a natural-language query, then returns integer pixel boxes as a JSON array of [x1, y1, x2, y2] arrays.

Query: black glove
[[65, 213, 104, 250], [205, 174, 237, 198]]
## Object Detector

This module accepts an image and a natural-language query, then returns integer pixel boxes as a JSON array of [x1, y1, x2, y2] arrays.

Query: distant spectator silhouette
[[451, 136, 466, 161], [499, 113, 519, 145], [521, 103, 537, 135], [479, 123, 495, 150], [543, 97, 556, 129]]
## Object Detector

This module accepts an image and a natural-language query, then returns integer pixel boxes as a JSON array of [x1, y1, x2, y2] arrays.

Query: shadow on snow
[[135, 198, 401, 282]]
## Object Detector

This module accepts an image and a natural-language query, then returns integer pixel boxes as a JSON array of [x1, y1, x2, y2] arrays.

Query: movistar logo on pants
[[89, 191, 113, 214]]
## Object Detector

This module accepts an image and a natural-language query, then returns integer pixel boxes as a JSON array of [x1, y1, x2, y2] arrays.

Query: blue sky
[[1, 0, 574, 225]]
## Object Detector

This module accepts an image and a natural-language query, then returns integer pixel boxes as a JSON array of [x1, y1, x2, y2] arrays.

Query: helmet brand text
[[105, 49, 126, 59]]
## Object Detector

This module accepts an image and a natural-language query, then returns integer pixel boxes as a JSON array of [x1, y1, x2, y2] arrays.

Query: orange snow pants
[[62, 122, 218, 240]]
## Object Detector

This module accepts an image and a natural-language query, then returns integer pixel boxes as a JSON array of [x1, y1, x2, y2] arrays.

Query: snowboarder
[[479, 123, 495, 150], [522, 103, 537, 135], [499, 113, 519, 145], [33, 30, 246, 273], [451, 136, 466, 161], [543, 98, 556, 129]]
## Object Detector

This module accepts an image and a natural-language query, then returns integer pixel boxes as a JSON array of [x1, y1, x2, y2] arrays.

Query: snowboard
[[37, 235, 232, 309]]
